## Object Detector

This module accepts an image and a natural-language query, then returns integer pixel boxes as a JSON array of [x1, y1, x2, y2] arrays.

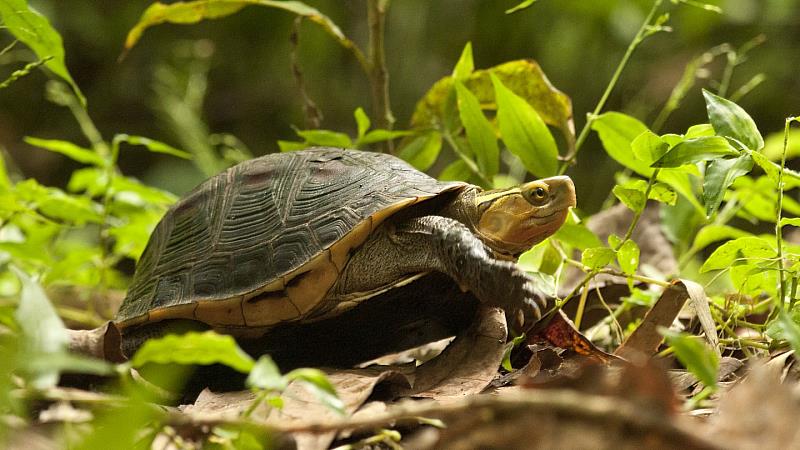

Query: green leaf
[[358, 129, 412, 146], [613, 185, 646, 213], [554, 223, 602, 250], [593, 112, 651, 174], [581, 247, 616, 270], [11, 266, 69, 389], [114, 134, 192, 159], [25, 137, 105, 166], [690, 225, 751, 252], [780, 218, 800, 228], [617, 240, 640, 275], [278, 140, 309, 153], [702, 89, 764, 151], [505, 0, 538, 14], [750, 151, 800, 190], [438, 160, 471, 182], [354, 107, 370, 141], [770, 310, 800, 354], [593, 113, 701, 211], [702, 154, 753, 217], [0, 0, 85, 105], [652, 136, 739, 168], [130, 331, 255, 373], [398, 132, 442, 171], [700, 236, 775, 272], [455, 81, 499, 178], [763, 129, 800, 162], [492, 74, 558, 177], [246, 355, 286, 391], [295, 129, 352, 148], [286, 368, 345, 415], [660, 328, 719, 389], [452, 42, 474, 81], [125, 1, 350, 56], [631, 131, 668, 165], [685, 123, 715, 138]]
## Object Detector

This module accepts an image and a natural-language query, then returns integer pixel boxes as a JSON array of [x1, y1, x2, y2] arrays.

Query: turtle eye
[[524, 186, 548, 204]]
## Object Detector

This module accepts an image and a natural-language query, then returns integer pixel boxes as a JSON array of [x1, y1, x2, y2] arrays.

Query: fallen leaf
[[404, 306, 507, 399], [615, 280, 716, 359]]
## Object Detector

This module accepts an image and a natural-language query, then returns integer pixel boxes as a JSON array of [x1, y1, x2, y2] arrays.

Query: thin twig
[[289, 17, 323, 129], [559, 0, 664, 173], [366, 0, 395, 151]]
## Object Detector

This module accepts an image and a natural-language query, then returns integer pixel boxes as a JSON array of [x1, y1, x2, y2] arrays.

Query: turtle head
[[473, 176, 576, 256]]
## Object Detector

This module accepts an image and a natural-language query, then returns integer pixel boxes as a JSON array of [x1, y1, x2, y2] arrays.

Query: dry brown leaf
[[402, 306, 507, 399], [615, 280, 716, 359], [530, 310, 616, 363], [704, 362, 800, 449], [184, 366, 411, 450]]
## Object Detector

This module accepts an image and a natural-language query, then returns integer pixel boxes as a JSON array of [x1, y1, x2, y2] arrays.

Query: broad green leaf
[[750, 151, 800, 190], [455, 81, 499, 178], [25, 352, 114, 377], [685, 123, 715, 138], [354, 107, 370, 141], [398, 132, 442, 171], [702, 154, 753, 217], [613, 185, 646, 213], [278, 140, 308, 152], [357, 129, 412, 146], [452, 42, 474, 81], [652, 136, 739, 168], [125, 1, 349, 54], [691, 225, 751, 252], [246, 355, 286, 391], [111, 176, 177, 206], [592, 112, 651, 175], [617, 240, 640, 275], [581, 247, 616, 270], [780, 218, 800, 228], [411, 60, 573, 144], [12, 266, 69, 389], [593, 113, 701, 211], [492, 74, 558, 177], [114, 134, 192, 159], [702, 89, 763, 151], [25, 137, 105, 166], [763, 129, 800, 162], [38, 191, 104, 224], [631, 131, 668, 165], [286, 367, 345, 415], [660, 328, 719, 389], [295, 129, 352, 148], [438, 160, 471, 182], [0, 0, 85, 105], [130, 331, 255, 373], [505, 0, 538, 14], [700, 236, 775, 272], [648, 182, 677, 205], [554, 223, 602, 250]]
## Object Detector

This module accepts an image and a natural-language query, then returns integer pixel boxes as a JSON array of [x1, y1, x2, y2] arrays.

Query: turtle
[[115, 147, 576, 364]]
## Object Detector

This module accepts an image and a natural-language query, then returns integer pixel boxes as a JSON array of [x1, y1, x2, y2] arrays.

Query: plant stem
[[442, 130, 493, 187], [289, 18, 323, 129], [558, 0, 663, 174], [367, 0, 395, 151], [777, 117, 799, 310]]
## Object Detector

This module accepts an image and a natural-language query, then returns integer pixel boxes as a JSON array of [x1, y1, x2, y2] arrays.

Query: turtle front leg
[[337, 215, 546, 333]]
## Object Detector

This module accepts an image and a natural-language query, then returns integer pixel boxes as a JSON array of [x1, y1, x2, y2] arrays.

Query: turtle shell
[[115, 147, 466, 332]]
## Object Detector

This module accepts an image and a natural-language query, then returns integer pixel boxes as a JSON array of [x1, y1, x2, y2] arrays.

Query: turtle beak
[[527, 175, 576, 214]]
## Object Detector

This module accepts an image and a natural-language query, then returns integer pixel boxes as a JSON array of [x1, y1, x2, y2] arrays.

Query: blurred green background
[[0, 0, 798, 212]]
